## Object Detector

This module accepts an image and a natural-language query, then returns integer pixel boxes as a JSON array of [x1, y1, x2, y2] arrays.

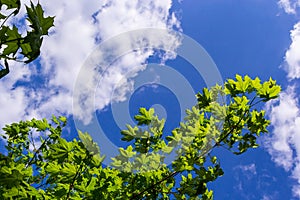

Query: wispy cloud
[[233, 164, 278, 199], [233, 164, 257, 198], [278, 0, 300, 14], [235, 163, 257, 179], [0, 0, 181, 127]]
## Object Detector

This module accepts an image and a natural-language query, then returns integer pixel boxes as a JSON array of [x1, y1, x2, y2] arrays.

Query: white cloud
[[73, 28, 182, 124], [95, 1, 181, 39], [265, 86, 300, 198], [283, 22, 300, 80], [0, 63, 36, 125], [266, 3, 300, 198], [293, 163, 300, 197], [0, 0, 182, 128]]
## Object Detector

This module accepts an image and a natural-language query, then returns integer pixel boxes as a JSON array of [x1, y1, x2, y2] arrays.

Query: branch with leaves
[[0, 0, 54, 79], [0, 75, 280, 199]]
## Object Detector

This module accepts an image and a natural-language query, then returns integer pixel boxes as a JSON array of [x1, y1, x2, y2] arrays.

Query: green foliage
[[0, 75, 280, 199], [0, 0, 54, 79]]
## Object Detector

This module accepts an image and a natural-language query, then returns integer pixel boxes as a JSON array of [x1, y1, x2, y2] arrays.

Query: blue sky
[[180, 1, 300, 199], [1, 0, 300, 199]]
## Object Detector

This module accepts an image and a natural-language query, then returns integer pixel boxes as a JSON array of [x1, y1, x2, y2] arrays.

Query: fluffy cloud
[[265, 87, 299, 170], [0, 63, 32, 125], [0, 0, 182, 128], [263, 3, 300, 198], [283, 22, 300, 80], [263, 2, 300, 198], [265, 86, 300, 197], [73, 28, 182, 124]]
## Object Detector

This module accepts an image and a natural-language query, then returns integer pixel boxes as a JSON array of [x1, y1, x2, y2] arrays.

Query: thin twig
[[26, 136, 50, 168], [0, 10, 15, 28], [130, 93, 263, 199], [130, 98, 253, 199], [66, 158, 86, 199]]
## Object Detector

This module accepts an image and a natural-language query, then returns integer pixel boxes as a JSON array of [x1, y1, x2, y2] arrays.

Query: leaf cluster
[[0, 0, 54, 79], [0, 75, 281, 199]]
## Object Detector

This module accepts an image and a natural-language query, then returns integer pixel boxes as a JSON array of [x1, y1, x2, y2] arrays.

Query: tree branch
[[130, 104, 251, 199]]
